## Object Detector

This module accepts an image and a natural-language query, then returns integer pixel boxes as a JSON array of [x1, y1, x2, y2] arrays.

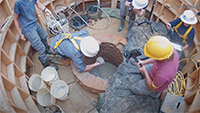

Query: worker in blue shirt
[[118, 0, 149, 32], [14, 0, 56, 69], [50, 31, 105, 72], [166, 10, 197, 57]]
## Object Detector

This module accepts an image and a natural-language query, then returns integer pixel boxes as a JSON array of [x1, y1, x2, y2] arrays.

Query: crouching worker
[[130, 36, 179, 98], [50, 33, 105, 72]]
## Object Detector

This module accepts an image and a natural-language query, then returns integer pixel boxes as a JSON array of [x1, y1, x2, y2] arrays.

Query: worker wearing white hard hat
[[118, 0, 149, 32], [50, 29, 105, 72], [166, 10, 197, 57]]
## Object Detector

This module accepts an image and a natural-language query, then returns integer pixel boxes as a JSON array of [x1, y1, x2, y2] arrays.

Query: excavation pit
[[87, 42, 122, 79], [71, 34, 126, 94]]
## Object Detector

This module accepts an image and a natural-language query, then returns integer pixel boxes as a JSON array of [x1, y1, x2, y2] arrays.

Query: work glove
[[96, 57, 105, 65]]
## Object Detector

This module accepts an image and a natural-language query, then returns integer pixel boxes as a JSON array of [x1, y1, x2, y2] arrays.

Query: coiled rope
[[168, 56, 199, 96]]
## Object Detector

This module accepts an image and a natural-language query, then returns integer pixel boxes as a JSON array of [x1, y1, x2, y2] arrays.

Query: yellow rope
[[168, 57, 199, 96]]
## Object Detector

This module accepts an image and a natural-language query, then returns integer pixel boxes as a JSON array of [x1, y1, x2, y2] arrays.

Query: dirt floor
[[28, 17, 128, 113], [85, 18, 128, 38]]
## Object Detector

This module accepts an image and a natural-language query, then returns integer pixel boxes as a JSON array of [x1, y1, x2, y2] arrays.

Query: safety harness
[[173, 21, 193, 44], [53, 33, 83, 54]]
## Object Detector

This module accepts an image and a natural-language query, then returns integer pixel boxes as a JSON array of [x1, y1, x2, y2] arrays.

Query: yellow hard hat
[[144, 36, 173, 60]]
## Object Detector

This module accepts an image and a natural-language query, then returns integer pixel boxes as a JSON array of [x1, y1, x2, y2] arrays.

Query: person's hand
[[20, 34, 26, 41], [182, 44, 188, 51], [137, 60, 144, 66], [97, 40, 101, 45], [125, 1, 130, 8], [96, 57, 105, 65], [166, 23, 171, 30], [136, 63, 146, 74]]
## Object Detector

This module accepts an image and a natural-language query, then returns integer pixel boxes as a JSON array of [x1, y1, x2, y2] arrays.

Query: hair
[[168, 52, 175, 61]]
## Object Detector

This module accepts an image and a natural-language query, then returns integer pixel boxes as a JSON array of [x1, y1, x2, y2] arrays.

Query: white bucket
[[41, 66, 59, 85], [50, 80, 69, 101], [36, 88, 56, 106], [49, 105, 65, 113], [28, 74, 47, 92]]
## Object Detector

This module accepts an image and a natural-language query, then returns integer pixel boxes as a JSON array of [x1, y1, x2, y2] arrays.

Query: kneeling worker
[[130, 36, 179, 98], [50, 33, 104, 72]]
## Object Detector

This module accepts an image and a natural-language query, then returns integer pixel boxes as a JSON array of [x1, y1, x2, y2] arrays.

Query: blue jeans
[[24, 22, 48, 61]]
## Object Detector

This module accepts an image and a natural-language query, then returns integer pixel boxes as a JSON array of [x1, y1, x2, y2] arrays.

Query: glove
[[96, 57, 105, 65]]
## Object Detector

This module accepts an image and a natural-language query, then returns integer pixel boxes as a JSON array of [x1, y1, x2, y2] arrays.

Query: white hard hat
[[132, 0, 148, 9], [180, 10, 197, 25], [80, 36, 99, 57]]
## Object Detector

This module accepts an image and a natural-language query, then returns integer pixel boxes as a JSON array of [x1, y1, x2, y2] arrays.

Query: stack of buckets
[[28, 66, 69, 111]]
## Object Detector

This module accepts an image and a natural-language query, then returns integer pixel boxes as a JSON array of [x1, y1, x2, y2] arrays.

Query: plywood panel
[[2, 29, 16, 60], [7, 0, 16, 10], [0, 0, 11, 26], [1, 50, 12, 78]]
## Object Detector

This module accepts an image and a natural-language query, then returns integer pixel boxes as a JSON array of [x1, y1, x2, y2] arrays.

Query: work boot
[[118, 16, 126, 32], [39, 57, 59, 71], [44, 45, 53, 55], [42, 39, 52, 55], [39, 57, 50, 68], [51, 65, 59, 71]]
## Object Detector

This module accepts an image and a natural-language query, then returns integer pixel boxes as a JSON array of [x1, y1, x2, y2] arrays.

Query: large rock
[[100, 17, 168, 113]]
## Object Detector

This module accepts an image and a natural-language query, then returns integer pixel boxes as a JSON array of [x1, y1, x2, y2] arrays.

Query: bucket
[[49, 104, 65, 113], [41, 66, 59, 85], [28, 74, 47, 92], [36, 88, 56, 106], [50, 80, 69, 101]]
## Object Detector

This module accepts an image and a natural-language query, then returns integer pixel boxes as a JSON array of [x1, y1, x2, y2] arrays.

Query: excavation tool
[[138, 0, 157, 33], [124, 49, 143, 67]]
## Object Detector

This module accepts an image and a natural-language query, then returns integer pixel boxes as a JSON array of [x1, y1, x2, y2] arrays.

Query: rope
[[168, 57, 199, 96], [45, 14, 65, 36]]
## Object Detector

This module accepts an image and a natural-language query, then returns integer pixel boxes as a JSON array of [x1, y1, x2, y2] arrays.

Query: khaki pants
[[130, 64, 161, 98]]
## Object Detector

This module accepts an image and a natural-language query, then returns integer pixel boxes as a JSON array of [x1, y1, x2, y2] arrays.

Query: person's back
[[149, 50, 179, 92], [50, 33, 103, 72], [50, 33, 82, 59]]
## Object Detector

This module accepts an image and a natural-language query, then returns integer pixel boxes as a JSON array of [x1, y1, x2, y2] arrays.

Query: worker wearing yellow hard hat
[[130, 36, 179, 98]]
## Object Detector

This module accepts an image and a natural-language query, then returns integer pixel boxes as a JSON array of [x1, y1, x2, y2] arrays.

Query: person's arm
[[139, 58, 155, 66], [125, 0, 130, 8], [185, 28, 195, 49], [137, 64, 156, 91], [166, 23, 171, 30], [14, 14, 26, 41], [84, 62, 100, 72], [36, 1, 51, 14], [133, 8, 145, 17]]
